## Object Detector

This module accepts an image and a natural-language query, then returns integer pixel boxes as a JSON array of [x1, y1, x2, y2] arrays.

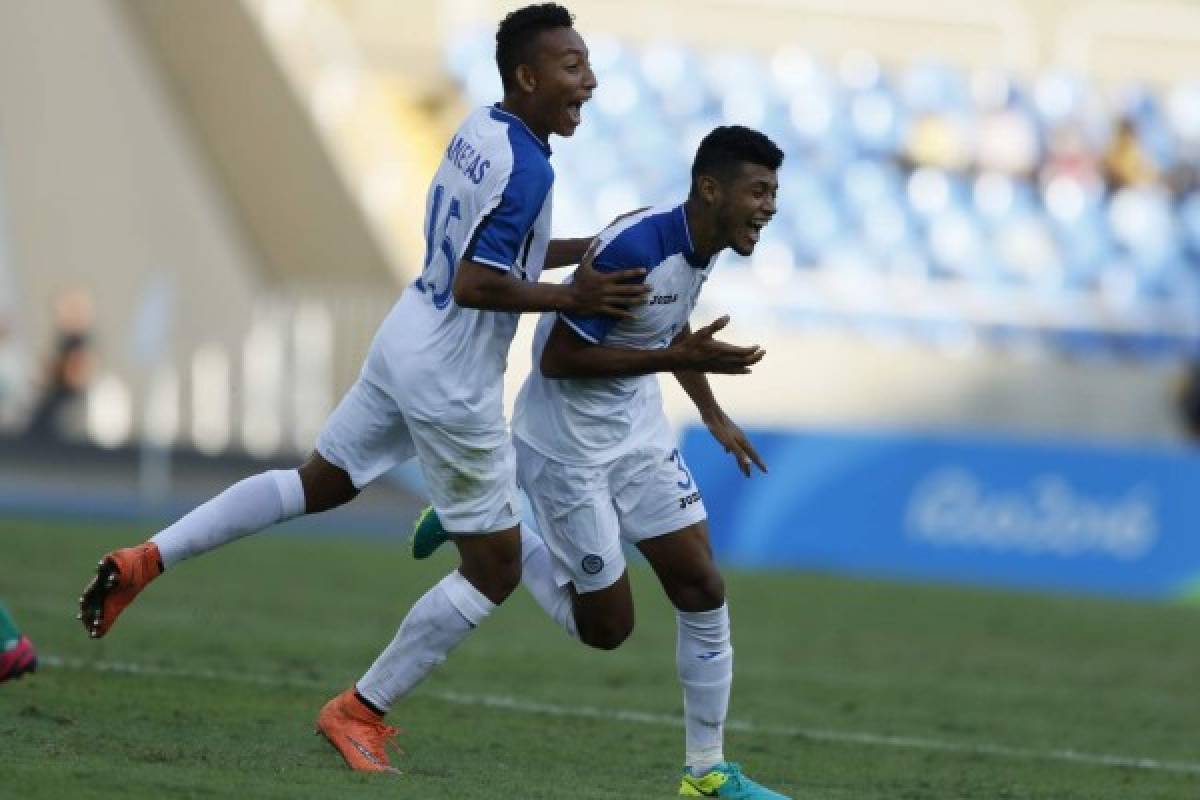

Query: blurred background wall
[[3, 0, 1200, 596]]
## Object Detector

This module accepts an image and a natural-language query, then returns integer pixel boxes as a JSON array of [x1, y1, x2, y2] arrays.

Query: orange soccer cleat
[[78, 542, 163, 639], [316, 689, 404, 773]]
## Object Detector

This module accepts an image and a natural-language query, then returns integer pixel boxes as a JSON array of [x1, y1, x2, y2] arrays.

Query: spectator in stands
[[1103, 116, 1158, 189], [904, 111, 971, 171], [0, 312, 18, 430], [1041, 123, 1103, 189], [25, 288, 94, 440], [1178, 362, 1200, 441], [975, 94, 1039, 178]]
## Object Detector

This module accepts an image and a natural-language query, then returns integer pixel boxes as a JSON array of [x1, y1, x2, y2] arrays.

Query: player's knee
[[298, 453, 358, 513], [463, 573, 520, 605], [671, 570, 725, 612], [578, 613, 634, 651], [580, 621, 632, 651], [492, 560, 523, 599], [460, 554, 522, 605]]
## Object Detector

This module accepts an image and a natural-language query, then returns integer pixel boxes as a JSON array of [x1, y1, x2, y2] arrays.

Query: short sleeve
[[464, 158, 553, 272], [559, 222, 657, 344]]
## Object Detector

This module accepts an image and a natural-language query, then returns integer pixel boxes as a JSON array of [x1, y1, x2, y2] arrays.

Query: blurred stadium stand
[[2, 0, 1200, 594], [442, 18, 1200, 361], [3, 0, 1197, 455]]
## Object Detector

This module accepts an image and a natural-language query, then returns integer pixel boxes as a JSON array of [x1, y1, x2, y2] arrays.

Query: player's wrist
[[557, 283, 584, 314], [663, 342, 693, 371]]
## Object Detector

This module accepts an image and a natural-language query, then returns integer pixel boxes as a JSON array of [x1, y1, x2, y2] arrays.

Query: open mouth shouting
[[740, 216, 771, 252], [563, 93, 590, 133], [747, 219, 765, 243]]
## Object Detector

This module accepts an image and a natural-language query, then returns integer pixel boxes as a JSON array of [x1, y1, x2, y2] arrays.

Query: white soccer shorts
[[317, 376, 521, 534], [514, 433, 707, 593]]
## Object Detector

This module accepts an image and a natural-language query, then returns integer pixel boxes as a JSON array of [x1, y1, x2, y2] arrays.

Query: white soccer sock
[[355, 570, 495, 713], [519, 523, 577, 638], [151, 470, 306, 568], [677, 603, 733, 776]]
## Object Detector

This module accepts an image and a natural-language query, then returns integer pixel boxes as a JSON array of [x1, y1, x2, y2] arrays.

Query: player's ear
[[695, 174, 721, 205], [515, 63, 538, 94]]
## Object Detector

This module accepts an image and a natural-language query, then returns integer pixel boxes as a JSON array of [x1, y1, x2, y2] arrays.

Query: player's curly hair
[[691, 126, 785, 186], [495, 3, 576, 93]]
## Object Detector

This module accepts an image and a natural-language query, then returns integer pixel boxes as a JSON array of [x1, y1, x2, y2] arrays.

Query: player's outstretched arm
[[541, 318, 685, 378], [452, 254, 648, 315], [540, 315, 765, 380], [672, 340, 767, 477]]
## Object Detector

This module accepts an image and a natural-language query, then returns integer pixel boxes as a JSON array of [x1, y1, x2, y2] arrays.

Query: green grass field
[[2, 516, 1198, 799]]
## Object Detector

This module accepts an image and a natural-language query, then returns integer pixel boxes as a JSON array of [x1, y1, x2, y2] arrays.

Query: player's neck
[[683, 198, 722, 262], [497, 98, 551, 145]]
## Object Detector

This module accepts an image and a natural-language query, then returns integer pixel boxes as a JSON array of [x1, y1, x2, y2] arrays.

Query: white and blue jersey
[[363, 105, 554, 425], [514, 204, 715, 465]]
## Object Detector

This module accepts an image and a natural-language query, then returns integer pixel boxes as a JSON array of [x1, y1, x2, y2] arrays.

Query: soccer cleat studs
[[78, 542, 163, 639]]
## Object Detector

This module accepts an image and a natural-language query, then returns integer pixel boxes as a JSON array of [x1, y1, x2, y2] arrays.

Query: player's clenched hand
[[703, 408, 768, 477], [568, 237, 651, 319], [671, 316, 765, 374]]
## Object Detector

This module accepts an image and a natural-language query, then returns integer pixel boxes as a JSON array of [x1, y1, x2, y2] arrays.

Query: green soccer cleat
[[679, 762, 792, 799], [410, 506, 450, 560]]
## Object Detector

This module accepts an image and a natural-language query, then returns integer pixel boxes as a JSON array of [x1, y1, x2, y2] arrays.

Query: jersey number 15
[[417, 184, 461, 310]]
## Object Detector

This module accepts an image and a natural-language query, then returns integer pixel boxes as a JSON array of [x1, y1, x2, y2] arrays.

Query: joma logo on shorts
[[678, 491, 701, 510], [649, 294, 678, 305]]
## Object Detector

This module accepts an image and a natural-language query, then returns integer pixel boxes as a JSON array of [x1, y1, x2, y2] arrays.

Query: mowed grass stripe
[[40, 654, 1200, 777]]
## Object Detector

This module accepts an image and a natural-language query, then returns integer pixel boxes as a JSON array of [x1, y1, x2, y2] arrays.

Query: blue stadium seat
[[848, 85, 905, 156], [926, 209, 984, 278], [1166, 83, 1200, 145], [862, 201, 915, 257], [1179, 192, 1200, 257], [901, 61, 968, 113], [993, 214, 1062, 285], [1108, 187, 1175, 265], [841, 159, 902, 214]]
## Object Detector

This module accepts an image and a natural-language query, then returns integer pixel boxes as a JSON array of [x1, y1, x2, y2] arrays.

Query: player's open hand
[[672, 316, 765, 374], [569, 237, 651, 319], [703, 407, 767, 477]]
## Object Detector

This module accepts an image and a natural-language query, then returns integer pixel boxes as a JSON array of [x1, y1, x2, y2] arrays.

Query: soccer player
[[414, 126, 790, 798], [75, 3, 660, 773], [0, 602, 36, 683]]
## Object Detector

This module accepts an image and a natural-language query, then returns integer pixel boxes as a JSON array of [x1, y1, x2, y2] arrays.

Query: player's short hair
[[495, 3, 576, 93], [691, 126, 784, 188]]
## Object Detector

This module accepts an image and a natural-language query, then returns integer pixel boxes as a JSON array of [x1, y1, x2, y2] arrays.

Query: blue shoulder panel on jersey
[[464, 107, 554, 272], [561, 205, 693, 344]]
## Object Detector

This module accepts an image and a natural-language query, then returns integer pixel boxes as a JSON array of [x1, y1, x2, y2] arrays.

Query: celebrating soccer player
[[413, 126, 790, 798], [78, 2, 654, 773]]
